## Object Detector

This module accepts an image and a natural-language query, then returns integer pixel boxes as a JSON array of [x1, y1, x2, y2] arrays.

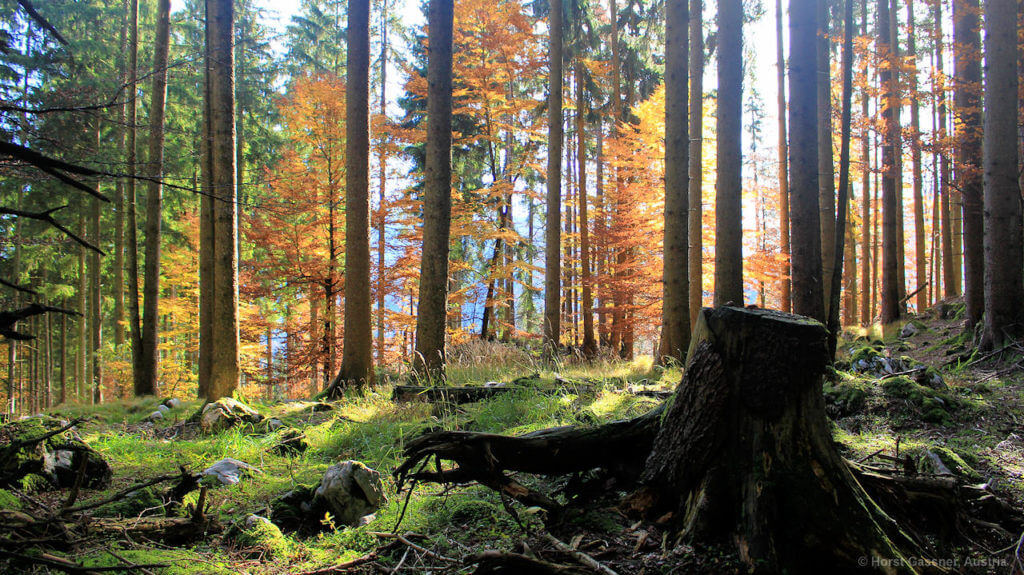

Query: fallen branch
[[0, 304, 81, 341], [542, 533, 619, 575], [63, 471, 186, 514], [468, 551, 589, 574], [368, 531, 458, 563]]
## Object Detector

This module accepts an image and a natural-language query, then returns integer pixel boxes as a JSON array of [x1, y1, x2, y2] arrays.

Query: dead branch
[[15, 0, 69, 46], [0, 206, 105, 254], [0, 277, 38, 295], [0, 304, 81, 341], [542, 533, 619, 575]]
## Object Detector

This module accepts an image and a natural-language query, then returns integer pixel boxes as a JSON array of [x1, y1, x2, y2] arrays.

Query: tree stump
[[625, 306, 918, 572]]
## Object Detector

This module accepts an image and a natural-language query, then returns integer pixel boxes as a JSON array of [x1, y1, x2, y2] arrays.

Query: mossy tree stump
[[625, 307, 918, 572]]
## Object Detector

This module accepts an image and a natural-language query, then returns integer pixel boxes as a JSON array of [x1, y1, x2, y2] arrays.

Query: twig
[[543, 533, 619, 575], [104, 548, 161, 575], [856, 448, 885, 464], [0, 206, 105, 254], [368, 532, 458, 563], [0, 277, 38, 295], [63, 473, 182, 514], [288, 551, 381, 574], [191, 486, 208, 522], [62, 452, 90, 510]]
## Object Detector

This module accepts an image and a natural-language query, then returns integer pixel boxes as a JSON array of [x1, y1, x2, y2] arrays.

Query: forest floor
[[2, 299, 1023, 574]]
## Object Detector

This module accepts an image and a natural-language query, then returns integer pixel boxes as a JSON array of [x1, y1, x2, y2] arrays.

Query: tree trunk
[[980, 0, 1024, 349], [198, 19, 214, 399], [775, 0, 791, 314], [713, 0, 743, 307], [137, 0, 171, 397], [859, 0, 871, 326], [626, 307, 917, 571], [113, 0, 128, 351], [935, 0, 955, 301], [954, 0, 983, 328], [827, 0, 855, 359], [205, 0, 240, 401], [543, 0, 564, 356], [91, 124, 103, 404], [789, 0, 824, 322], [376, 0, 389, 367], [878, 0, 901, 325], [336, 0, 375, 389], [412, 0, 454, 378], [688, 0, 704, 325], [818, 0, 836, 320], [126, 0, 142, 394], [660, 0, 689, 363], [907, 1, 926, 313], [577, 60, 596, 359]]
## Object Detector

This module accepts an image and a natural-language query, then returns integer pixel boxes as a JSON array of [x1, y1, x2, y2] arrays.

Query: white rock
[[312, 461, 385, 526], [201, 458, 262, 485], [156, 404, 170, 414]]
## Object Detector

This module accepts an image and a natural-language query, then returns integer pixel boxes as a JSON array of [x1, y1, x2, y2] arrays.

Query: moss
[[849, 344, 884, 365], [0, 488, 21, 510], [567, 508, 623, 534], [228, 515, 292, 558], [80, 548, 234, 575], [932, 447, 983, 482], [882, 376, 961, 424], [97, 486, 163, 518], [824, 379, 870, 418]]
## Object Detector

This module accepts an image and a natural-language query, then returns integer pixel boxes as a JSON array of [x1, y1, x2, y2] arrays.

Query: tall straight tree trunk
[[78, 210, 87, 400], [205, 0, 240, 401], [789, 0, 823, 321], [114, 0, 129, 350], [818, 0, 836, 319], [595, 123, 609, 347], [576, 60, 596, 357], [59, 308, 66, 405], [198, 32, 214, 399], [337, 0, 374, 388], [376, 0, 389, 367], [126, 0, 142, 392], [877, 0, 901, 325], [688, 0, 704, 324], [980, 0, 1024, 349], [906, 1, 926, 312], [412, 0, 454, 378], [935, 0, 955, 299], [954, 0, 983, 327], [775, 0, 791, 313], [608, 0, 624, 354], [713, 0, 743, 307], [859, 0, 871, 325], [660, 0, 689, 363], [91, 123, 103, 404], [137, 0, 171, 397], [543, 0, 564, 355], [890, 0, 907, 312], [827, 0, 856, 358]]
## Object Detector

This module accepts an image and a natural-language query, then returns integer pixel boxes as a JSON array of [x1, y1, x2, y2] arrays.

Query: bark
[[137, 0, 171, 397], [126, 0, 142, 393], [336, 0, 375, 389], [608, 0, 623, 354], [789, 0, 824, 322], [412, 0, 454, 378], [660, 0, 689, 363], [878, 0, 901, 325], [77, 211, 87, 401], [907, 2, 926, 313], [954, 0, 983, 327], [713, 0, 743, 307], [205, 0, 239, 401], [775, 0, 791, 314], [818, 0, 836, 320], [90, 125, 103, 404], [113, 0, 128, 350], [198, 36, 214, 399], [827, 0, 855, 360], [376, 0, 389, 366], [577, 60, 596, 359], [980, 0, 1024, 349], [543, 0, 564, 355], [935, 0, 955, 300], [688, 0, 704, 325], [859, 0, 871, 325]]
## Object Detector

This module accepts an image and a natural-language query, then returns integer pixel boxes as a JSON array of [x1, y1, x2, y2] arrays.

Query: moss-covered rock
[[882, 376, 960, 424], [97, 486, 164, 517], [0, 488, 21, 510], [197, 398, 263, 432], [932, 447, 983, 482], [228, 514, 291, 558], [824, 378, 870, 418], [1, 417, 111, 490]]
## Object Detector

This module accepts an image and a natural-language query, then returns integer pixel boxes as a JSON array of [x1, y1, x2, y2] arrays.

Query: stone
[[156, 404, 170, 414], [228, 514, 290, 558], [163, 398, 182, 409], [199, 397, 263, 432], [201, 458, 262, 485], [51, 447, 113, 489], [147, 411, 164, 422], [900, 322, 919, 338], [267, 418, 286, 432], [311, 461, 385, 527], [273, 429, 308, 455]]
